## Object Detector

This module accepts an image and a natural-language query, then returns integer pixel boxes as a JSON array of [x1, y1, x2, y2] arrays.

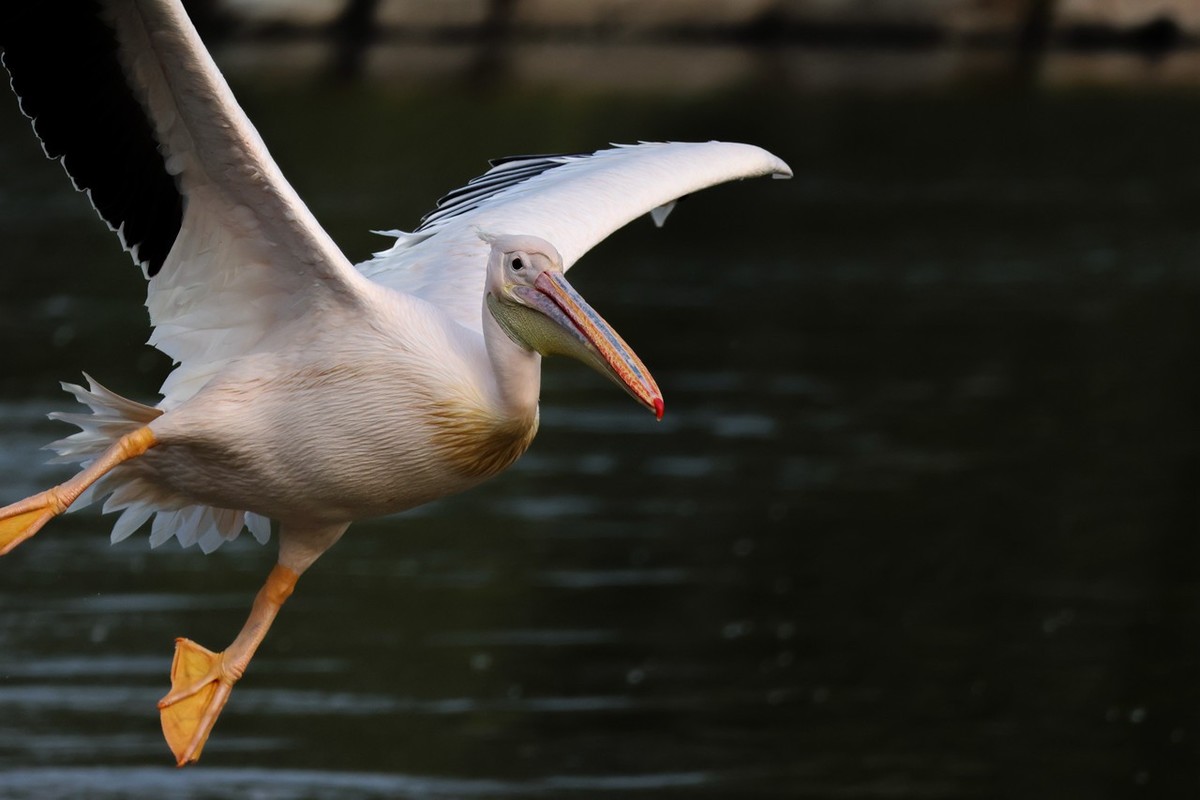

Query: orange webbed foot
[[157, 564, 300, 766], [158, 638, 235, 766], [0, 426, 158, 556], [0, 489, 66, 555]]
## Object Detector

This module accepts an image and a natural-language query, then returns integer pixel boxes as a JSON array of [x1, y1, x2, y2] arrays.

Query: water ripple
[[490, 495, 601, 520], [0, 686, 649, 716], [0, 655, 344, 679], [535, 569, 690, 588], [428, 628, 619, 647], [0, 655, 166, 679], [0, 766, 714, 799]]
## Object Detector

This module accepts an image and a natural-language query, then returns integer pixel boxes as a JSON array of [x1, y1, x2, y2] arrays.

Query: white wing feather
[[104, 0, 371, 406], [15, 0, 380, 549], [358, 141, 792, 334]]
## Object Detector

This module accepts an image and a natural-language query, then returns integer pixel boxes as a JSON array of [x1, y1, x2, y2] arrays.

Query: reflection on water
[[1, 45, 1199, 800]]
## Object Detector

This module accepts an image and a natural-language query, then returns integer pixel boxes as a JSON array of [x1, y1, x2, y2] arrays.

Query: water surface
[[1, 40, 1199, 800]]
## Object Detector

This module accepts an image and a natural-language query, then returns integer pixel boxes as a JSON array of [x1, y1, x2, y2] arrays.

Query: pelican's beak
[[505, 272, 664, 419]]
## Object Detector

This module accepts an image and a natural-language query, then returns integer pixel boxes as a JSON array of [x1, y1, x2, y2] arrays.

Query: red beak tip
[[653, 398, 665, 420]]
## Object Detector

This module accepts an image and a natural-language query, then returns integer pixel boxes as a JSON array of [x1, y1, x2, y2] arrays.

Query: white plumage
[[363, 142, 790, 334], [0, 0, 790, 766]]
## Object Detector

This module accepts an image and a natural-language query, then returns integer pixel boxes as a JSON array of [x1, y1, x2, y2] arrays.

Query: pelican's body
[[125, 284, 536, 527], [0, 0, 790, 766]]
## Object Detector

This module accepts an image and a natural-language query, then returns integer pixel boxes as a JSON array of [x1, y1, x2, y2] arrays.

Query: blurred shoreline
[[180, 1, 1200, 92], [211, 0, 1200, 47], [211, 38, 1200, 94]]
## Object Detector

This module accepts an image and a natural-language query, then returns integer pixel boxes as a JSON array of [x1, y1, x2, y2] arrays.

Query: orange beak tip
[[653, 397, 665, 421]]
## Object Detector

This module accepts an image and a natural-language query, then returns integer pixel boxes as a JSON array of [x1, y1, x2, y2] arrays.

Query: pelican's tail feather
[[46, 375, 271, 552], [47, 373, 163, 462]]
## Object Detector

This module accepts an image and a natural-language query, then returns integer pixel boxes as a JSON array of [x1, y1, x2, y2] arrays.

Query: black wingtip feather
[[0, 1, 183, 277], [417, 152, 595, 231]]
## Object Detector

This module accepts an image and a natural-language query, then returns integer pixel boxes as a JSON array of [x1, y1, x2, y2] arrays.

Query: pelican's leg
[[0, 426, 158, 555], [158, 522, 349, 766], [158, 562, 297, 766]]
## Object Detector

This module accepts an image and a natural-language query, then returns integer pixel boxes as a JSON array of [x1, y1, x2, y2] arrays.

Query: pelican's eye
[[511, 257, 524, 271]]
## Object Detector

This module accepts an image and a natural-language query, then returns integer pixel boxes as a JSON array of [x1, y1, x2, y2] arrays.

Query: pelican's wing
[[359, 141, 791, 334], [0, 0, 369, 405]]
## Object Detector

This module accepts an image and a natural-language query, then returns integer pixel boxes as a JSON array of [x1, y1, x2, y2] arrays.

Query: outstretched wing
[[359, 141, 792, 334], [0, 0, 369, 405]]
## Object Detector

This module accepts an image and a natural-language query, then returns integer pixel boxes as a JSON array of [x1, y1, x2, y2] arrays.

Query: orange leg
[[0, 426, 158, 555], [158, 563, 299, 766]]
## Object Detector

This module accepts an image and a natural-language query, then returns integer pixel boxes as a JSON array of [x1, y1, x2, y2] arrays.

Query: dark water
[[1, 41, 1200, 800]]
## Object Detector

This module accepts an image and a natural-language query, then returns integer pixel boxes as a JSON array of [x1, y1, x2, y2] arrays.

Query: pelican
[[0, 0, 790, 766]]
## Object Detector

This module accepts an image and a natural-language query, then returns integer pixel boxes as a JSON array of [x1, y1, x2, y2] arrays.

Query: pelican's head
[[483, 233, 664, 420]]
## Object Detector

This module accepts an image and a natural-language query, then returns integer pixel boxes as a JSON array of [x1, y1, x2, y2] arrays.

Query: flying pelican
[[0, 0, 790, 766]]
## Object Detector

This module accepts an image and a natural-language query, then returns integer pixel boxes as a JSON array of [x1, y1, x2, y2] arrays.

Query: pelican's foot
[[0, 489, 66, 556], [158, 638, 236, 766], [0, 426, 158, 557]]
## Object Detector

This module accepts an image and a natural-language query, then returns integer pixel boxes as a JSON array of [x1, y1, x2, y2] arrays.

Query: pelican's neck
[[481, 297, 542, 421]]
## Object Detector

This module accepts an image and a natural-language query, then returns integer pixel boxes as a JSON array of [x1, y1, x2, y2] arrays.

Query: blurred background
[[1, 1, 1199, 798]]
